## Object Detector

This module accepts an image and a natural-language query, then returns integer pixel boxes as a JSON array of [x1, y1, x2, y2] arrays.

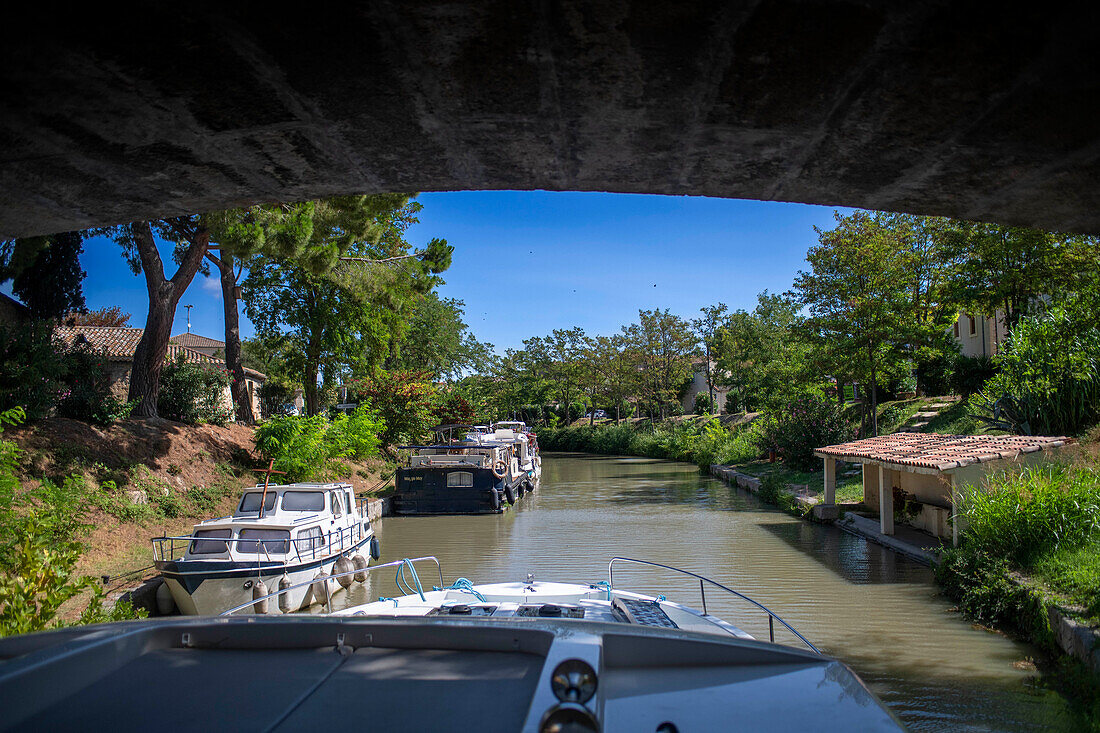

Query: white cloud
[[201, 276, 221, 294]]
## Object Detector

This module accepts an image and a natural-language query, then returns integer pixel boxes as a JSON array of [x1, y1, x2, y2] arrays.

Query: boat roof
[[240, 482, 353, 492], [398, 443, 507, 450]]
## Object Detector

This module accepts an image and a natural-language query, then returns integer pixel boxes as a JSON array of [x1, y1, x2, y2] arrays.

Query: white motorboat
[[0, 556, 902, 731], [490, 420, 542, 490], [152, 481, 379, 615]]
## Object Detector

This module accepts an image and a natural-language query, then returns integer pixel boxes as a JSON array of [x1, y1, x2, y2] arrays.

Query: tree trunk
[[212, 253, 255, 424], [127, 222, 208, 417], [303, 356, 320, 416]]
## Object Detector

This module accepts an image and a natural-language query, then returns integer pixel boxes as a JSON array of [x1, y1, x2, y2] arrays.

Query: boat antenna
[[253, 459, 285, 519]]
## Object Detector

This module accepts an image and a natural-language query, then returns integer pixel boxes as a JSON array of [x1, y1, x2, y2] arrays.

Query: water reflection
[[342, 453, 1072, 730]]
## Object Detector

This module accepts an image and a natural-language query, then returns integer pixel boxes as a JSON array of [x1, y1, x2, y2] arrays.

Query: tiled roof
[[55, 326, 265, 380], [815, 432, 1071, 472], [170, 332, 225, 349]]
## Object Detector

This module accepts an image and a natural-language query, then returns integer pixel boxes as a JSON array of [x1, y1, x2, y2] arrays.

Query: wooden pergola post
[[822, 456, 836, 506]]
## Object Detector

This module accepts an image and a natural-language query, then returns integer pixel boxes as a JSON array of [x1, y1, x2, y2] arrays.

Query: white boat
[[0, 556, 902, 731], [489, 420, 542, 490], [152, 481, 379, 615]]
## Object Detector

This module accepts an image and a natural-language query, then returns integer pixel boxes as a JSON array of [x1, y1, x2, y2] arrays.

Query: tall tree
[[103, 220, 209, 417], [624, 309, 696, 420], [691, 303, 728, 412], [937, 221, 1090, 331], [244, 200, 451, 416], [793, 211, 912, 435], [0, 232, 86, 319], [386, 293, 492, 380]]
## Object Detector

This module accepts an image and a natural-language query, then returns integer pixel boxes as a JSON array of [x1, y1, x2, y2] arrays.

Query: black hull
[[392, 465, 527, 515]]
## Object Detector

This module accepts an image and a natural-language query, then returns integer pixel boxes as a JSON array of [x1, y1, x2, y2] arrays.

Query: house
[[0, 293, 30, 324], [54, 326, 265, 421], [815, 432, 1071, 545], [680, 360, 731, 414], [950, 311, 1007, 359]]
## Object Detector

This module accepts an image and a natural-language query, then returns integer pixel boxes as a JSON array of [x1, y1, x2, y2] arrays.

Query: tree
[[527, 328, 587, 423], [937, 221, 1091, 331], [244, 199, 451, 416], [624, 309, 696, 420], [65, 306, 131, 327], [11, 232, 86, 319], [386, 293, 492, 380], [102, 220, 209, 417], [691, 303, 728, 412], [206, 195, 426, 423], [793, 211, 913, 436], [585, 334, 639, 421]]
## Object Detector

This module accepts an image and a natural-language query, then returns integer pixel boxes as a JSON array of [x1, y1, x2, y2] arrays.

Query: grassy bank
[[936, 456, 1100, 727]]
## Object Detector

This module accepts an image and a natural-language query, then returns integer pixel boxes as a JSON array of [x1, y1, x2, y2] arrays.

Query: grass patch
[[925, 401, 982, 434], [1031, 540, 1100, 622], [733, 460, 863, 503]]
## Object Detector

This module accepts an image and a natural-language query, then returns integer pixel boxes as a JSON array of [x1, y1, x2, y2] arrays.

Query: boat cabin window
[[346, 491, 354, 514], [296, 526, 325, 552], [189, 528, 231, 554], [239, 491, 277, 513], [447, 471, 474, 487], [282, 491, 325, 511], [237, 529, 290, 554], [332, 492, 343, 517]]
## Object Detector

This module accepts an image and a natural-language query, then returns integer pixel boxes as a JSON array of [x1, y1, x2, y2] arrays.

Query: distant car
[[279, 404, 301, 416], [583, 410, 609, 420]]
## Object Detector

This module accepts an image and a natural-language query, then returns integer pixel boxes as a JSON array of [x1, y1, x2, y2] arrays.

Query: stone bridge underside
[[1, 2, 1098, 238]]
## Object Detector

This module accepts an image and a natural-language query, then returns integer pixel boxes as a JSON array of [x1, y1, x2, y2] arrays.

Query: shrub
[[692, 392, 714, 415], [346, 370, 436, 446], [158, 357, 231, 425], [0, 409, 142, 635], [763, 395, 852, 472], [0, 321, 66, 420], [254, 406, 384, 482], [951, 354, 997, 398], [970, 299, 1100, 436], [55, 345, 134, 426], [915, 349, 955, 396]]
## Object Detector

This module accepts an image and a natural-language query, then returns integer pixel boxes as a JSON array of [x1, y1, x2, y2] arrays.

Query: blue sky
[[21, 191, 851, 353]]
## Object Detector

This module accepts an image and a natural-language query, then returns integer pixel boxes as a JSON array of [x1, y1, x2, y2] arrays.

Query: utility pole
[[184, 304, 193, 334]]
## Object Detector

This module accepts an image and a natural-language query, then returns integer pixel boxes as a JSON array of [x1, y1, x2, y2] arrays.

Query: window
[[239, 492, 277, 513], [953, 320, 960, 338], [282, 491, 325, 511], [189, 528, 231, 555], [332, 492, 343, 517], [346, 491, 354, 515], [447, 471, 474, 487], [296, 526, 326, 553], [968, 315, 977, 336], [237, 529, 290, 554]]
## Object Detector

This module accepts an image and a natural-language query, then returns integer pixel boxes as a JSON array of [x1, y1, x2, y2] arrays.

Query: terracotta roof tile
[[55, 326, 265, 379], [170, 333, 225, 349], [815, 432, 1071, 472]]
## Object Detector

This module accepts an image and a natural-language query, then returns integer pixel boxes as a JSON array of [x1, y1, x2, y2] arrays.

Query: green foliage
[[692, 392, 714, 415], [950, 354, 996, 398], [55, 345, 134, 426], [0, 409, 143, 636], [763, 395, 852, 472], [347, 370, 435, 446], [971, 298, 1100, 436], [386, 293, 493, 380], [5, 231, 86, 319], [157, 357, 231, 425], [0, 321, 66, 419], [254, 406, 384, 482]]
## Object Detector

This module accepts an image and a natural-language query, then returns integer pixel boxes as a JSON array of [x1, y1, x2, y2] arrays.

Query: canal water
[[346, 453, 1073, 730]]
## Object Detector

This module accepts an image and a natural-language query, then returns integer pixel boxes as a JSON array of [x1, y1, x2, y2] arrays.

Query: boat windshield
[[237, 529, 290, 554], [189, 528, 231, 555], [283, 491, 325, 511], [238, 492, 277, 513]]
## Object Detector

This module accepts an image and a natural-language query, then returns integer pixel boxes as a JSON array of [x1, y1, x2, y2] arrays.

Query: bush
[[915, 349, 955, 396], [692, 392, 714, 415], [951, 354, 997, 398], [0, 408, 142, 636], [55, 345, 134, 426], [762, 395, 852, 472], [157, 357, 232, 425], [970, 299, 1100, 436], [346, 370, 436, 446], [254, 406, 384, 482], [0, 321, 66, 420]]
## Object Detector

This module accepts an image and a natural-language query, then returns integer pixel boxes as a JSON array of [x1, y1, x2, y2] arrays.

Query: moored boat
[[391, 424, 533, 515], [152, 481, 379, 615]]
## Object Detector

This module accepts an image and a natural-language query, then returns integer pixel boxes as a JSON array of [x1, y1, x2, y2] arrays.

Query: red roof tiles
[[815, 432, 1071, 472], [55, 326, 265, 379], [170, 333, 225, 349]]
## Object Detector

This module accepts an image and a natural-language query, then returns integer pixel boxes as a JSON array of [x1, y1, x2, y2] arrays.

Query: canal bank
[[346, 453, 1075, 730]]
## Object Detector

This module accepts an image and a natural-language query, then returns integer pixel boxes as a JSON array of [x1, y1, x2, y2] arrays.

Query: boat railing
[[152, 521, 371, 564], [607, 557, 820, 654], [219, 556, 445, 616]]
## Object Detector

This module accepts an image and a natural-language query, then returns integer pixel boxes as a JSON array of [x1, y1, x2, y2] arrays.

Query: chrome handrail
[[607, 557, 820, 654], [151, 522, 370, 564], [219, 556, 445, 616]]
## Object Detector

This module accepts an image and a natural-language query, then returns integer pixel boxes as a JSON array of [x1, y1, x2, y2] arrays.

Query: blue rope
[[378, 596, 398, 607], [395, 558, 425, 601], [446, 577, 486, 602], [656, 595, 666, 602], [590, 581, 612, 601]]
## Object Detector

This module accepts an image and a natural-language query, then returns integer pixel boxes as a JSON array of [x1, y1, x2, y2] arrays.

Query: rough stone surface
[[1048, 605, 1100, 674], [1, 3, 1099, 237]]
